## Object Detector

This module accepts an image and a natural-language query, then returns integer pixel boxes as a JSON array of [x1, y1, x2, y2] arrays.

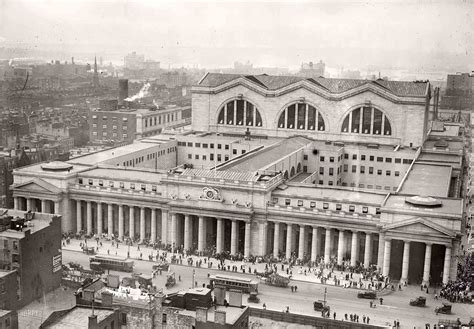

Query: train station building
[[11, 73, 463, 286]]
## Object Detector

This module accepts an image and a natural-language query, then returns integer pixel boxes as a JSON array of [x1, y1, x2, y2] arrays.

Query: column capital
[[404, 240, 411, 244], [425, 242, 433, 246]]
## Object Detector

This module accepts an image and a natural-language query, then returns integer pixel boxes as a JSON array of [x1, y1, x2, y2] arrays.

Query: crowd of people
[[439, 254, 473, 303]]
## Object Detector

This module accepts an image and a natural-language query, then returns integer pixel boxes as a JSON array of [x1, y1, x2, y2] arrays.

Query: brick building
[[0, 209, 62, 310]]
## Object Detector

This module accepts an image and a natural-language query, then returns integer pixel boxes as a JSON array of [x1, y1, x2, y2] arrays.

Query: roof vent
[[405, 195, 442, 207]]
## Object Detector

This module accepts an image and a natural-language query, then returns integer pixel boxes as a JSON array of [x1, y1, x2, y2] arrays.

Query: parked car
[[409, 296, 426, 307], [357, 291, 377, 299], [247, 292, 260, 303], [435, 302, 452, 315], [313, 300, 330, 313]]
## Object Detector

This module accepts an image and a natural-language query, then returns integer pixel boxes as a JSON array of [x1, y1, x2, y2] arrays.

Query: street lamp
[[192, 269, 195, 289]]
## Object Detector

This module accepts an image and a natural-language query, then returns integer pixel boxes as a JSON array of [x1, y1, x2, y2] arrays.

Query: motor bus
[[89, 255, 134, 272], [209, 274, 259, 293]]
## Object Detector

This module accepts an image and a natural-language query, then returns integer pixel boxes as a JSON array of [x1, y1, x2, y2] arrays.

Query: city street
[[62, 240, 474, 328]]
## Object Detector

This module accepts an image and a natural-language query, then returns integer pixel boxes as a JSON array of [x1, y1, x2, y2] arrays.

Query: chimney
[[118, 79, 129, 104], [88, 314, 98, 329], [196, 307, 208, 323], [215, 310, 226, 325]]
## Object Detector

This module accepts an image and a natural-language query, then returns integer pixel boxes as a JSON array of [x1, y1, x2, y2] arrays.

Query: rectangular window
[[217, 154, 222, 162], [188, 154, 192, 159], [329, 156, 335, 163], [386, 170, 391, 176], [78, 178, 83, 184], [362, 207, 368, 213], [187, 142, 193, 147], [359, 166, 365, 174], [403, 159, 412, 164], [377, 169, 382, 175], [344, 153, 349, 159], [217, 144, 222, 149], [395, 171, 400, 176], [202, 155, 207, 160], [88, 179, 93, 185], [319, 167, 324, 174], [130, 183, 135, 189], [303, 155, 308, 160], [141, 184, 146, 191], [210, 154, 214, 161], [203, 143, 208, 148], [336, 204, 342, 210], [361, 155, 366, 161], [323, 203, 329, 209], [225, 145, 229, 150], [120, 182, 124, 188], [233, 149, 237, 155], [385, 157, 392, 163], [395, 158, 401, 164], [329, 168, 334, 176], [320, 156, 325, 162], [375, 207, 381, 214], [376, 157, 383, 162], [352, 154, 357, 160], [98, 180, 103, 186], [369, 167, 374, 174], [343, 164, 348, 172], [369, 155, 374, 161], [349, 205, 355, 212], [352, 165, 357, 173], [328, 180, 333, 186], [303, 165, 308, 172], [285, 199, 291, 206], [195, 154, 199, 160], [225, 155, 229, 161], [310, 202, 316, 208], [318, 180, 323, 185], [152, 185, 157, 192], [297, 200, 303, 207]]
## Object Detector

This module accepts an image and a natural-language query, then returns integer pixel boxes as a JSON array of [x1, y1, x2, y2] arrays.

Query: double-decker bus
[[89, 255, 134, 272], [209, 274, 259, 293]]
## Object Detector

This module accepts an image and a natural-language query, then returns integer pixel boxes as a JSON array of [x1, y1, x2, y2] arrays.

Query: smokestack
[[118, 79, 129, 104]]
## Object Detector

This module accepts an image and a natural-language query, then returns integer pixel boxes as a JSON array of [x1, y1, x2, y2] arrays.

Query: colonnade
[[14, 196, 59, 215]]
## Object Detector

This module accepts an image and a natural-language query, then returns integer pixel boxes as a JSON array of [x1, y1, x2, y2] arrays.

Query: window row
[[343, 153, 412, 164], [178, 141, 230, 150], [144, 112, 177, 128], [273, 197, 380, 215], [92, 131, 127, 138], [92, 124, 128, 130], [92, 115, 128, 122], [187, 153, 230, 162], [341, 106, 391, 135], [277, 103, 325, 131], [341, 182, 398, 191], [217, 100, 263, 127], [77, 178, 162, 194]]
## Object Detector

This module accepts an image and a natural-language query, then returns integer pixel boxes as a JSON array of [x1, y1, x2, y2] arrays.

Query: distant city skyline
[[0, 0, 472, 72]]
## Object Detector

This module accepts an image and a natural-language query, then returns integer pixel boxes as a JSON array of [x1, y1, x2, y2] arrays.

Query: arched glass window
[[217, 99, 263, 127], [277, 103, 325, 131], [341, 106, 392, 136]]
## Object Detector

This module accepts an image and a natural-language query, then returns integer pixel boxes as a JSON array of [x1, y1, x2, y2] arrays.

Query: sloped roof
[[197, 73, 429, 97], [180, 168, 258, 182]]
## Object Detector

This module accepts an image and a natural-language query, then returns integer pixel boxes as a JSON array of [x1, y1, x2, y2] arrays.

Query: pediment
[[382, 217, 455, 238], [12, 178, 61, 194]]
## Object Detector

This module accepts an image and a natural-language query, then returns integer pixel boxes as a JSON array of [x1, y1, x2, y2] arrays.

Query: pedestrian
[[263, 303, 266, 310], [286, 306, 289, 313], [294, 285, 297, 292], [367, 316, 370, 324], [379, 297, 383, 305], [291, 286, 294, 292], [107, 249, 110, 255], [363, 315, 366, 323], [333, 312, 336, 320], [369, 301, 373, 308], [345, 314, 348, 320]]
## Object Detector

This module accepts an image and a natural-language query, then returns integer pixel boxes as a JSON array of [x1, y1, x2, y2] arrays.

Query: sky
[[0, 0, 472, 70]]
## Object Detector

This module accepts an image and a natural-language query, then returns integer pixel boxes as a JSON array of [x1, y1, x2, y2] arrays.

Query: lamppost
[[192, 269, 195, 289]]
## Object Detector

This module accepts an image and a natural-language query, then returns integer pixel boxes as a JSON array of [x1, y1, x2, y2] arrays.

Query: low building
[[0, 209, 62, 310], [40, 306, 120, 329], [0, 309, 18, 329]]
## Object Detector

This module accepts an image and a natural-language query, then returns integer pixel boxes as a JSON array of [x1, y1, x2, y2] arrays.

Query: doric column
[[171, 213, 178, 251], [26, 198, 32, 211], [231, 220, 238, 255], [400, 241, 411, 284], [54, 201, 59, 214], [422, 243, 432, 285], [259, 222, 267, 256], [382, 238, 391, 277], [364, 233, 372, 268], [337, 230, 345, 265], [244, 222, 251, 258], [129, 206, 135, 239], [198, 216, 205, 252], [377, 233, 385, 270], [86, 201, 92, 235], [184, 214, 191, 251], [350, 231, 359, 266], [216, 218, 223, 253], [140, 207, 146, 242], [273, 222, 280, 258], [298, 225, 305, 260], [150, 208, 156, 243], [13, 197, 19, 210], [97, 202, 103, 236], [161, 210, 168, 245], [311, 227, 319, 262], [442, 245, 451, 284], [286, 224, 293, 259], [76, 200, 82, 233], [324, 228, 332, 263], [118, 204, 124, 240], [41, 199, 47, 213], [107, 203, 113, 238]]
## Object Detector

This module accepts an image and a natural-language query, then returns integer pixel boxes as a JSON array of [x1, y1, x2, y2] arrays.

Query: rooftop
[[384, 194, 463, 216], [42, 306, 115, 328], [400, 163, 452, 197], [198, 73, 429, 97], [81, 167, 166, 182]]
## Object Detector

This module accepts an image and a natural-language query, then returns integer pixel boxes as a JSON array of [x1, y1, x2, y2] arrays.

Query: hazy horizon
[[0, 0, 472, 71]]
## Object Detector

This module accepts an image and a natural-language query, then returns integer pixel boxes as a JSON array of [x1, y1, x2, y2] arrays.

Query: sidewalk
[[62, 237, 394, 291]]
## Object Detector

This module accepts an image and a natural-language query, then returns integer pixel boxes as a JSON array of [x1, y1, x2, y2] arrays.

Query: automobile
[[152, 261, 169, 272], [357, 291, 377, 299], [313, 300, 330, 313], [409, 296, 426, 307], [82, 247, 96, 255], [435, 302, 452, 315], [165, 272, 176, 288], [247, 292, 260, 303]]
